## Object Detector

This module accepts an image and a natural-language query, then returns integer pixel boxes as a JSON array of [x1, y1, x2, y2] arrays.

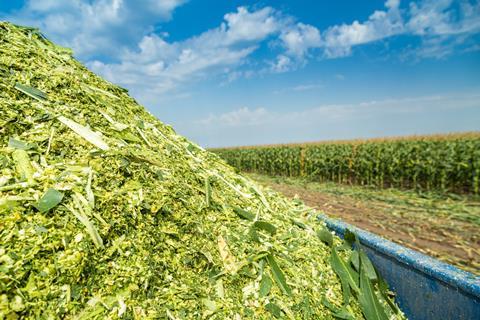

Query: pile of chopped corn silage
[[0, 22, 406, 319]]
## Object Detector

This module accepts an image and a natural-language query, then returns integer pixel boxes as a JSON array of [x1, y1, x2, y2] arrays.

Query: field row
[[212, 133, 480, 194], [248, 173, 480, 274]]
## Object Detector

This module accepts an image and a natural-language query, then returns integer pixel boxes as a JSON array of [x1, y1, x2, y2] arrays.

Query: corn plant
[[212, 134, 480, 194]]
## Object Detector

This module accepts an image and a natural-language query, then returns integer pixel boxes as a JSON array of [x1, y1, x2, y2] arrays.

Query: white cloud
[[280, 22, 321, 58], [323, 0, 404, 58], [88, 5, 324, 91], [268, 22, 322, 72], [408, 0, 480, 36], [87, 6, 282, 101], [270, 54, 293, 73], [407, 0, 453, 35], [3, 0, 187, 59], [4, 0, 479, 102], [319, 0, 480, 59], [84, 0, 480, 100], [223, 7, 280, 43], [406, 35, 468, 59], [386, 0, 401, 10], [403, 0, 480, 59]]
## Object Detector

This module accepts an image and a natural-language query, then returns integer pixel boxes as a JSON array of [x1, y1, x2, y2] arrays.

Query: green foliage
[[213, 135, 480, 194], [253, 220, 277, 235], [326, 231, 398, 320], [35, 188, 64, 213], [259, 274, 273, 298], [266, 254, 292, 296], [317, 227, 334, 247]]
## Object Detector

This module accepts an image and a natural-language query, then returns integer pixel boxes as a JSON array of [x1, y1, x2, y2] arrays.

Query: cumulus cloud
[[223, 7, 280, 43], [407, 0, 480, 35], [280, 23, 322, 58], [269, 22, 322, 72], [270, 54, 293, 73], [2, 0, 187, 59], [322, 0, 403, 58], [89, 5, 324, 91], [319, 0, 479, 59], [87, 0, 480, 96], [402, 0, 480, 59], [3, 0, 479, 98], [87, 6, 283, 101]]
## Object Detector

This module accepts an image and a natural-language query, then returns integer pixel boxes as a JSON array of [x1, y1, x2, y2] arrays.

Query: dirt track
[[255, 177, 480, 275]]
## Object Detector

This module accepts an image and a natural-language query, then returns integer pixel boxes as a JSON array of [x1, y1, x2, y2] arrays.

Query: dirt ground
[[250, 174, 480, 275]]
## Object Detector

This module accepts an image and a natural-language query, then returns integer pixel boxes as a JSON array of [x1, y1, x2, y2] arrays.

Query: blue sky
[[1, 0, 479, 147]]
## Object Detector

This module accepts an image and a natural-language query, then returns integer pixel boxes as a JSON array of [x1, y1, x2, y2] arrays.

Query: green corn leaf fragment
[[339, 276, 351, 306], [321, 296, 337, 313], [259, 274, 273, 298], [265, 303, 282, 318], [66, 202, 104, 249], [117, 131, 142, 143], [350, 251, 360, 271], [12, 149, 35, 184], [291, 219, 307, 229], [0, 198, 19, 212], [334, 308, 355, 320], [205, 176, 211, 208], [135, 126, 152, 147], [378, 274, 400, 314], [36, 188, 63, 213], [253, 220, 277, 235], [85, 169, 95, 208], [98, 110, 129, 131], [359, 250, 378, 282], [330, 248, 359, 293], [249, 227, 261, 243], [57, 116, 110, 150], [233, 206, 255, 221], [8, 137, 35, 150], [249, 184, 271, 211], [358, 267, 389, 320], [14, 83, 47, 101], [338, 229, 357, 251], [317, 227, 333, 246], [266, 254, 292, 296], [321, 297, 355, 320]]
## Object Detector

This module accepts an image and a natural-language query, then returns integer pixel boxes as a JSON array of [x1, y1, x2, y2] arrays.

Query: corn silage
[[0, 22, 405, 320]]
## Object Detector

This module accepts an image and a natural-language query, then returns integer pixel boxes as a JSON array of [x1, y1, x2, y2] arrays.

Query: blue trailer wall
[[318, 214, 480, 320]]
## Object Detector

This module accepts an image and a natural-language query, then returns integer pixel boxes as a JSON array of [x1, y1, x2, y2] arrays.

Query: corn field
[[212, 133, 480, 194]]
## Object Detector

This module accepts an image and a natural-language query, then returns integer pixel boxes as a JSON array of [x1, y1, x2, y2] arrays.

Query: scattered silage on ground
[[0, 22, 405, 319]]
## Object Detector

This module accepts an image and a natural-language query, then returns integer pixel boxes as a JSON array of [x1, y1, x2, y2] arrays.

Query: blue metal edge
[[317, 214, 480, 299]]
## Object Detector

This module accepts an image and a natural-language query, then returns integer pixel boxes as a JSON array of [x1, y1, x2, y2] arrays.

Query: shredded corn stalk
[[0, 22, 405, 320]]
